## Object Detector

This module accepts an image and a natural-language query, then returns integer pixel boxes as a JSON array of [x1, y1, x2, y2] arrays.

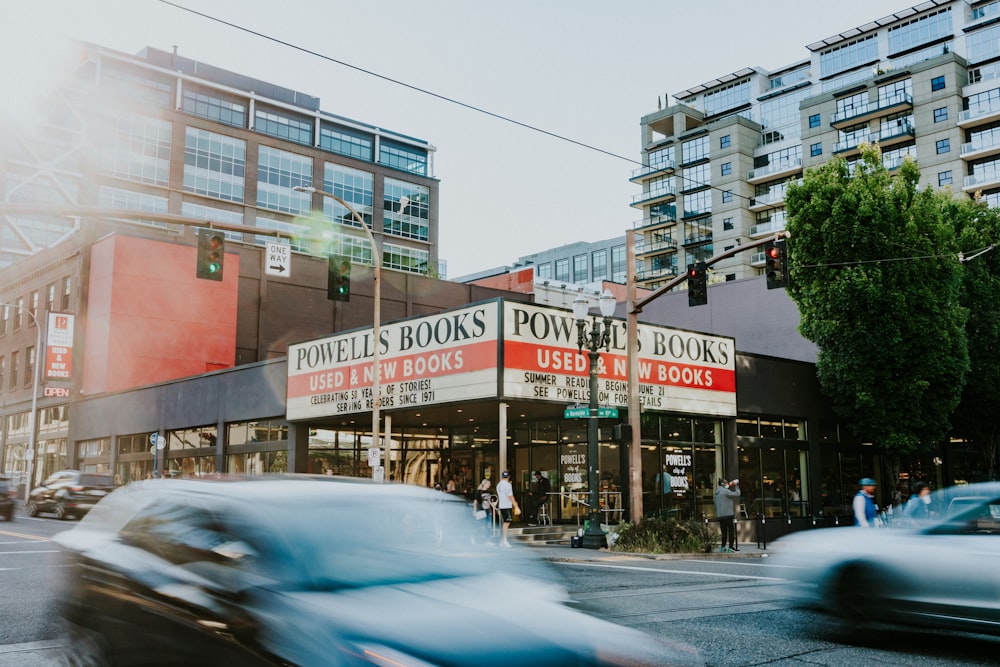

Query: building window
[[611, 245, 626, 283], [591, 249, 608, 280], [722, 190, 733, 203], [101, 111, 172, 187], [721, 162, 732, 176], [13, 297, 22, 331], [719, 135, 731, 149], [681, 135, 710, 164], [936, 138, 950, 154], [379, 140, 428, 176], [9, 351, 17, 389], [938, 170, 953, 186], [62, 277, 71, 311], [25, 346, 34, 385], [254, 107, 312, 146], [0, 355, 5, 389], [324, 163, 374, 228], [99, 187, 173, 231], [181, 86, 246, 128], [182, 202, 245, 243], [257, 145, 312, 214], [383, 178, 430, 241], [29, 291, 38, 322], [554, 258, 570, 282], [383, 242, 430, 274], [319, 124, 374, 162], [537, 263, 552, 279], [723, 217, 734, 231], [810, 142, 823, 157], [572, 254, 587, 283], [183, 128, 246, 203], [46, 284, 55, 315], [933, 107, 948, 123], [0, 305, 6, 336], [931, 75, 945, 91], [808, 113, 821, 128]]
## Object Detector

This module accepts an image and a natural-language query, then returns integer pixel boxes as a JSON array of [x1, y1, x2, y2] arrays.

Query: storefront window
[[308, 428, 361, 477]]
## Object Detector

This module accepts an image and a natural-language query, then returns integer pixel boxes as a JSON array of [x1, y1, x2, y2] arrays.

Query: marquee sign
[[285, 299, 737, 420]]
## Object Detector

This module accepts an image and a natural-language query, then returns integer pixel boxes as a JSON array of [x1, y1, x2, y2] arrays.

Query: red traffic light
[[766, 246, 780, 260]]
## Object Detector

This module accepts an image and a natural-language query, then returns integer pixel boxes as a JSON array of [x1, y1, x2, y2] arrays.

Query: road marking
[[0, 529, 51, 541], [0, 639, 64, 654], [0, 549, 60, 555], [561, 561, 786, 581]]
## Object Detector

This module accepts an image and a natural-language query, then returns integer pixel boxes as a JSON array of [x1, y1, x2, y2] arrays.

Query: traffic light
[[687, 262, 707, 307], [328, 255, 351, 302], [612, 423, 633, 443], [196, 229, 224, 281], [765, 239, 789, 289]]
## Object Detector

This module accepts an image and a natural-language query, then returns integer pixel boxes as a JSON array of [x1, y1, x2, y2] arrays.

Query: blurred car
[[26, 469, 114, 520], [0, 476, 14, 521], [772, 481, 1000, 636], [54, 476, 703, 666]]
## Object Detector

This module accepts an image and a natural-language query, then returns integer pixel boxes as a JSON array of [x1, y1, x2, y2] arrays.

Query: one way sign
[[265, 241, 291, 277]]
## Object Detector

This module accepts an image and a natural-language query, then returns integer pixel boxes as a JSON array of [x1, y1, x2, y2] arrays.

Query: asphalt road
[[550, 555, 1000, 667]]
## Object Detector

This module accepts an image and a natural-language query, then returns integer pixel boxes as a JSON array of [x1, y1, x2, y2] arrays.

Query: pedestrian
[[853, 477, 878, 527], [902, 481, 934, 522], [475, 478, 494, 544], [495, 470, 520, 547], [446, 475, 457, 494], [714, 478, 741, 552], [527, 470, 551, 525]]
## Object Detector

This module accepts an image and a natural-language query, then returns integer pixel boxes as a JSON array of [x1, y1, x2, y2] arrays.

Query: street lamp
[[0, 303, 42, 503], [573, 289, 616, 549], [293, 185, 384, 481]]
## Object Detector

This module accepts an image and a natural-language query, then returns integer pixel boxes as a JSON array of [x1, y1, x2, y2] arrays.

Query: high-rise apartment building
[[632, 0, 997, 289], [1, 42, 439, 274]]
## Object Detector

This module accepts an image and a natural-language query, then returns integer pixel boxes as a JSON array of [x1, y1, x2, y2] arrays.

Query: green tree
[[784, 146, 969, 459], [952, 201, 1000, 480]]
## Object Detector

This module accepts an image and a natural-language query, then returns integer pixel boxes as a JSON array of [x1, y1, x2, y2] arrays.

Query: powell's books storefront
[[65, 297, 892, 523]]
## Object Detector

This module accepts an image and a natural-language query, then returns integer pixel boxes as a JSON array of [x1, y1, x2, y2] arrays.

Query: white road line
[[561, 561, 787, 580], [0, 549, 60, 555]]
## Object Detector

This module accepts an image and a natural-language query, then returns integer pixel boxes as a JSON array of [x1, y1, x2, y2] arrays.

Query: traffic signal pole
[[624, 231, 789, 522]]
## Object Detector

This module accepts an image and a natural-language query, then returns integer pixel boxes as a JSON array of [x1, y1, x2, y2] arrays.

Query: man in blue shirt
[[853, 478, 878, 527]]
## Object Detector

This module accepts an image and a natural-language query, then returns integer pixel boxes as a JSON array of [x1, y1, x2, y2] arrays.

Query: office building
[[632, 0, 996, 289]]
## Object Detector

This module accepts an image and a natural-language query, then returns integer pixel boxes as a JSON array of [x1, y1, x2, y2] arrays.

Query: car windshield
[[894, 483, 1000, 528], [223, 492, 540, 591]]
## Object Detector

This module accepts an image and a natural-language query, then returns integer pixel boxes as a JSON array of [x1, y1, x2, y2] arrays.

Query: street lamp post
[[573, 289, 616, 549], [0, 303, 43, 503], [293, 185, 385, 480]]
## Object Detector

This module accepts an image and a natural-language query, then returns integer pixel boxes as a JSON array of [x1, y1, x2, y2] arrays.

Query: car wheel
[[827, 563, 898, 621], [25, 500, 38, 517], [54, 502, 67, 520]]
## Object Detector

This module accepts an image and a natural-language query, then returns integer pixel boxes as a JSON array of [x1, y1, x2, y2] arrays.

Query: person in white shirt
[[495, 470, 519, 547]]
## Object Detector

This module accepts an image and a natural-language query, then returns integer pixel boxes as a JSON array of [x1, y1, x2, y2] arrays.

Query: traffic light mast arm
[[632, 231, 790, 314]]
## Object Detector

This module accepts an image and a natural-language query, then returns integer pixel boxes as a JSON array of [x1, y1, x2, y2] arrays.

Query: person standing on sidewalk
[[495, 470, 520, 547], [714, 478, 741, 552], [853, 478, 878, 527]]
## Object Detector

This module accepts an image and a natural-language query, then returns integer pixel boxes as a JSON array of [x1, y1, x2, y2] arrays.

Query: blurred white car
[[772, 482, 1000, 635]]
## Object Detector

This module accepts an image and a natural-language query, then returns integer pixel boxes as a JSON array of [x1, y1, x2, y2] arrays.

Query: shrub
[[611, 517, 715, 554]]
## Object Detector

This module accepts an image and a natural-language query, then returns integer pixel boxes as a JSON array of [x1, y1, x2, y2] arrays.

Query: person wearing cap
[[495, 470, 520, 547], [853, 478, 878, 527], [527, 470, 551, 525], [714, 478, 741, 552]]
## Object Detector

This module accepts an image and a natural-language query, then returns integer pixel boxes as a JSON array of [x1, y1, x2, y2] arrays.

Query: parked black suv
[[26, 470, 114, 520], [0, 476, 13, 521]]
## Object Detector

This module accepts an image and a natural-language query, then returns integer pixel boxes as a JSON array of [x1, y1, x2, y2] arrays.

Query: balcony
[[963, 170, 1000, 193], [631, 184, 677, 207], [833, 121, 913, 156], [750, 250, 766, 266], [635, 234, 677, 256], [959, 102, 1000, 128], [830, 93, 913, 129], [629, 160, 676, 183], [636, 265, 678, 282], [749, 181, 799, 212], [961, 134, 1000, 162], [633, 215, 676, 231], [750, 219, 787, 237], [747, 158, 802, 184]]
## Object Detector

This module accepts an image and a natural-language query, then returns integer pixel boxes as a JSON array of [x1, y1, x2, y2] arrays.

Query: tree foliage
[[951, 202, 1000, 479], [784, 146, 968, 454]]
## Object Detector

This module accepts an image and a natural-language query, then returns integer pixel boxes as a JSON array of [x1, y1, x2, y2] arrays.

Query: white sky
[[2, 0, 910, 278]]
